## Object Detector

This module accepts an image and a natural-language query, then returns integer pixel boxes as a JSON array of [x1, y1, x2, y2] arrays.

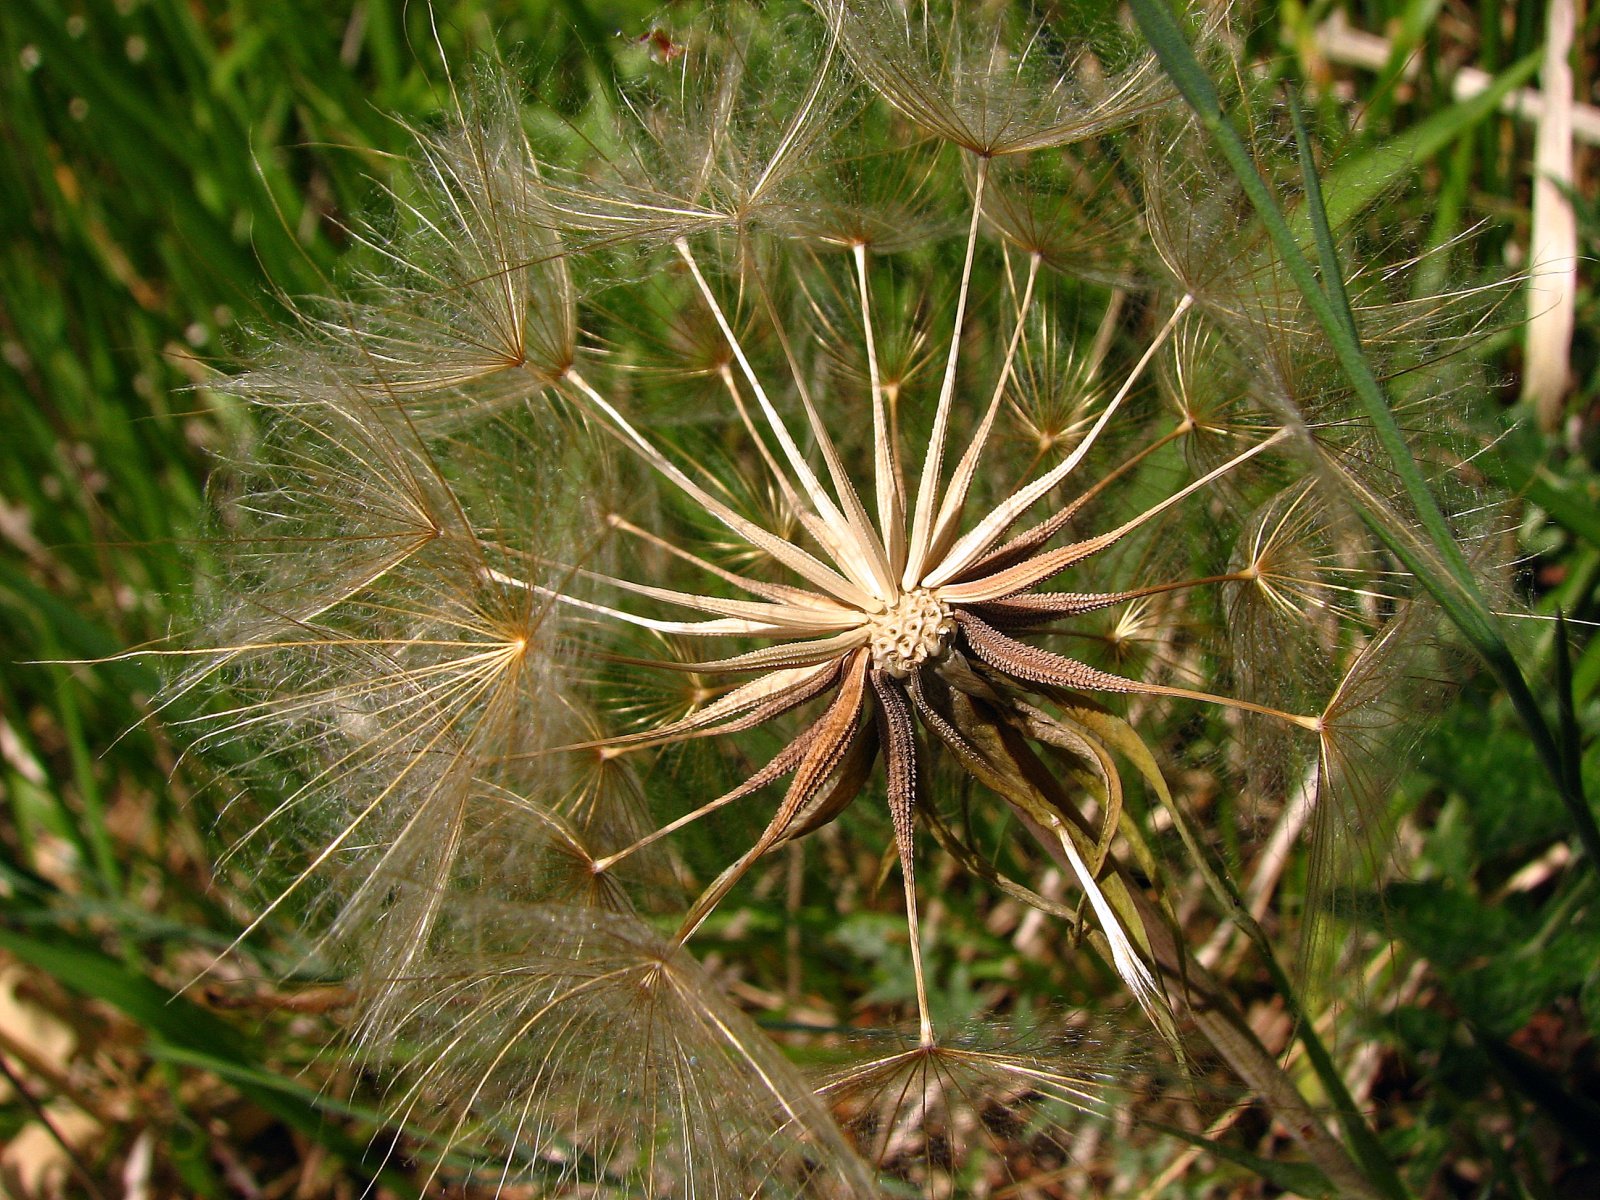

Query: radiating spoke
[[972, 573, 1251, 628], [872, 670, 934, 1046], [483, 563, 860, 633], [676, 240, 888, 605], [602, 513, 818, 605], [927, 249, 1043, 563], [904, 153, 991, 587], [958, 611, 1320, 729], [966, 422, 1190, 579], [591, 727, 822, 873], [747, 248, 895, 597], [923, 294, 1194, 588], [940, 428, 1289, 603], [561, 368, 874, 606], [853, 242, 907, 576], [554, 659, 845, 754], [676, 650, 872, 942]]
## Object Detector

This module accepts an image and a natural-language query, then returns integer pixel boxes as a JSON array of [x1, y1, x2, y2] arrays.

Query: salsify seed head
[[168, 1, 1505, 1193]]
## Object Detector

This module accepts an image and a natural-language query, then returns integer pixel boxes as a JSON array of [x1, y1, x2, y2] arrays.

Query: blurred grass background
[[1, 0, 1597, 1195]]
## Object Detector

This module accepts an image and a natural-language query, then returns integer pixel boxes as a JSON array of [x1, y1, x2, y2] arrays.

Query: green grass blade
[[0, 925, 420, 1197], [1309, 53, 1540, 235], [1286, 88, 1361, 350], [1555, 612, 1582, 796], [1144, 1118, 1336, 1197], [1129, 0, 1473, 591], [1128, 0, 1600, 874]]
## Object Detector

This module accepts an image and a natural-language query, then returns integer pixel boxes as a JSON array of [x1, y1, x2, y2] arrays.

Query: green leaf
[[1421, 705, 1568, 856], [1146, 1118, 1337, 1197], [1483, 423, 1600, 549], [0, 925, 419, 1198], [1383, 881, 1514, 971], [1306, 53, 1540, 235]]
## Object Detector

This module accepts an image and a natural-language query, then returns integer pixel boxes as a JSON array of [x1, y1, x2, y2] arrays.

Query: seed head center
[[867, 588, 955, 680]]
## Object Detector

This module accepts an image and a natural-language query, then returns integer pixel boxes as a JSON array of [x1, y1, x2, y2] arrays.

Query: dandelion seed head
[[159, 1, 1511, 1191]]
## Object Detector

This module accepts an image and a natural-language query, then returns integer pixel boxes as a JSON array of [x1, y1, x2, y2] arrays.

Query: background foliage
[[1, 0, 1597, 1195]]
